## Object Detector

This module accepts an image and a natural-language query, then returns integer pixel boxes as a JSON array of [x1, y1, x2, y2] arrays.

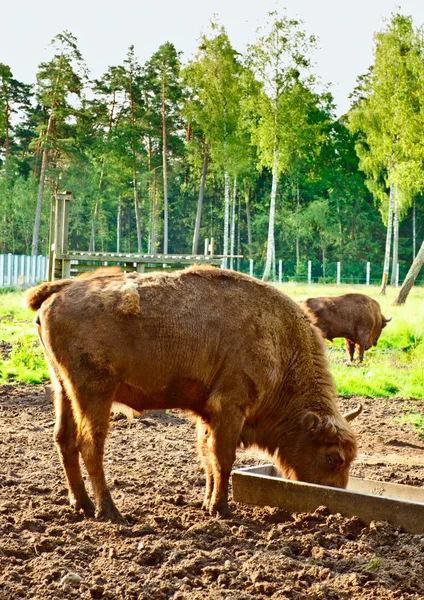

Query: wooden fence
[[0, 254, 48, 288]]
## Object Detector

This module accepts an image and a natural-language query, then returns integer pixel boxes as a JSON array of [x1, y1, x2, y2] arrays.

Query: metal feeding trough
[[232, 464, 424, 534]]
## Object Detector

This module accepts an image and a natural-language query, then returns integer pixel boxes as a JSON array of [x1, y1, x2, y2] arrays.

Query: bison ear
[[303, 412, 321, 433]]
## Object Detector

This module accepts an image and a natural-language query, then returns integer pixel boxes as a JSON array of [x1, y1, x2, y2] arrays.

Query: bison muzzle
[[25, 266, 360, 521]]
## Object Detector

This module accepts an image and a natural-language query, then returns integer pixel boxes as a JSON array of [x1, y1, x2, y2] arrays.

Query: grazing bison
[[25, 266, 360, 521], [301, 293, 391, 363]]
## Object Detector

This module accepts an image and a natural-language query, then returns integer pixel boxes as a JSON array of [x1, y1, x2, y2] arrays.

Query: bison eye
[[325, 454, 336, 467]]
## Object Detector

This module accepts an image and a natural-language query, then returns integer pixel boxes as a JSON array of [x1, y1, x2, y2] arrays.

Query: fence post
[[0, 255, 4, 287], [19, 255, 25, 287], [6, 254, 12, 286], [366, 262, 370, 286], [308, 260, 312, 284], [30, 255, 36, 284], [337, 261, 341, 285], [249, 259, 253, 278], [278, 259, 282, 284], [13, 255, 19, 286], [43, 256, 48, 281]]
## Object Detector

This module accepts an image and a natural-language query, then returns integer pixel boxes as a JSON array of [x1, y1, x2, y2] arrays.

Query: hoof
[[209, 502, 232, 519], [70, 495, 95, 518], [95, 493, 124, 522]]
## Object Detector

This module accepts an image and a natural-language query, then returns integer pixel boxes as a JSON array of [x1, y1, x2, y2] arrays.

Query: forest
[[0, 11, 423, 284]]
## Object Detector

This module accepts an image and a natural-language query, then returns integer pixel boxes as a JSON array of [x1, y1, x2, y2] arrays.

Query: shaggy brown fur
[[301, 293, 391, 362], [25, 266, 358, 521]]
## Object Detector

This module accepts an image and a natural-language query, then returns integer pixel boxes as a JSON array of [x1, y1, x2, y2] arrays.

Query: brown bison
[[301, 293, 391, 363], [25, 266, 360, 521]]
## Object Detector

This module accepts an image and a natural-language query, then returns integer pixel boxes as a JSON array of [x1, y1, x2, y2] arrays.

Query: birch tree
[[183, 24, 242, 268], [245, 12, 318, 280], [392, 239, 424, 305], [348, 13, 421, 294]]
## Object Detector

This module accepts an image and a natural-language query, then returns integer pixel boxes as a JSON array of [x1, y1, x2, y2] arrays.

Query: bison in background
[[25, 266, 360, 522], [301, 293, 391, 363]]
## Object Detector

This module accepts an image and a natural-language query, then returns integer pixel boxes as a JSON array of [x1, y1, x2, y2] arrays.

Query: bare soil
[[1, 384, 424, 599]]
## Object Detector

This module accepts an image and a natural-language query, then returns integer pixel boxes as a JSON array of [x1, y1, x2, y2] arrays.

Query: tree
[[144, 42, 183, 254], [31, 30, 87, 255], [348, 13, 422, 294], [245, 11, 319, 280], [183, 23, 243, 267], [392, 239, 424, 305], [0, 64, 31, 161]]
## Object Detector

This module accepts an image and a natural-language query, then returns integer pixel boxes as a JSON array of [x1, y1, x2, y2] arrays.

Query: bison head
[[277, 406, 361, 489], [369, 315, 392, 349]]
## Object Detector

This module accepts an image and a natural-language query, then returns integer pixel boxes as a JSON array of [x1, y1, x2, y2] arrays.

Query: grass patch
[[0, 292, 49, 384], [1, 282, 423, 398], [397, 408, 424, 439], [274, 282, 424, 399]]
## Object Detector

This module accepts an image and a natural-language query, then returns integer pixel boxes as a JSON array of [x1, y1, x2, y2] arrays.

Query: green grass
[[1, 282, 423, 400], [273, 282, 424, 399], [0, 292, 50, 383]]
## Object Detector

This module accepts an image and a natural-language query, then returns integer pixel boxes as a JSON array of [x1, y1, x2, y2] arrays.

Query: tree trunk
[[89, 160, 106, 252], [390, 189, 399, 286], [129, 70, 142, 253], [31, 114, 54, 256], [132, 155, 142, 253], [222, 170, 230, 270], [295, 183, 300, 270], [4, 102, 10, 158], [237, 191, 241, 271], [244, 180, 253, 260], [230, 177, 237, 270], [380, 182, 394, 295], [162, 74, 168, 254], [263, 147, 278, 282], [116, 196, 122, 252], [412, 197, 416, 260], [392, 239, 424, 306], [192, 143, 208, 254]]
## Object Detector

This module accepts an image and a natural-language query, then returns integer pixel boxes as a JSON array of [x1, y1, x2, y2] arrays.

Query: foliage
[[0, 12, 424, 280], [0, 292, 49, 383]]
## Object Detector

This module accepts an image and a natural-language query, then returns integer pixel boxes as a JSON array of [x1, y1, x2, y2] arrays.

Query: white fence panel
[[0, 254, 47, 288]]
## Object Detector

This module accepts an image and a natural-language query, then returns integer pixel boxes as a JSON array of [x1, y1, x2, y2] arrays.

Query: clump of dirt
[[1, 385, 424, 599], [0, 340, 12, 359]]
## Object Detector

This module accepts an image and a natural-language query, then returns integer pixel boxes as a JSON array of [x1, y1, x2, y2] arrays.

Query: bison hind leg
[[52, 379, 95, 517], [344, 339, 356, 362], [67, 372, 123, 522], [196, 420, 214, 512]]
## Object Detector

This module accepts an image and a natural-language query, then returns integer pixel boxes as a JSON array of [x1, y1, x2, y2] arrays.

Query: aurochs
[[25, 266, 360, 521]]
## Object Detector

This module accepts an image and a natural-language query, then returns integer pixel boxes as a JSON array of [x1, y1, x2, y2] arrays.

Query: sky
[[3, 0, 424, 116]]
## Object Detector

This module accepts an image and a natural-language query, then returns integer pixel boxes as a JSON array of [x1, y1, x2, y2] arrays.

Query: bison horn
[[385, 317, 392, 323], [343, 403, 363, 422], [324, 421, 337, 438]]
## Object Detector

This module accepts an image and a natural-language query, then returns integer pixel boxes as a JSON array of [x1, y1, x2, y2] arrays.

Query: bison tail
[[24, 279, 73, 311]]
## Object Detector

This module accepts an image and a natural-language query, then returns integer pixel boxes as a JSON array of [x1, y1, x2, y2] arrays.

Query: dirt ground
[[1, 384, 424, 600]]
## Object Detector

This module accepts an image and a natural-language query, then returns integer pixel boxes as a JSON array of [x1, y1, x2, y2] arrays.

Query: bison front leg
[[204, 398, 245, 519], [53, 383, 95, 517], [356, 342, 365, 363]]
